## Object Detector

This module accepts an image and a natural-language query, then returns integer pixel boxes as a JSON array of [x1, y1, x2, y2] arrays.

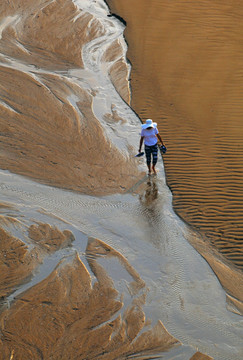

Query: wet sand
[[1, 170, 243, 359], [0, 0, 242, 359], [0, 233, 180, 359], [0, 0, 140, 196], [106, 0, 243, 271]]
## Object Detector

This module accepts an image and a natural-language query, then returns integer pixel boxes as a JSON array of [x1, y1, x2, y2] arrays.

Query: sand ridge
[[187, 230, 243, 315], [0, 181, 220, 359], [0, 0, 140, 196], [0, 0, 242, 358], [0, 210, 75, 300], [0, 236, 181, 359], [190, 352, 213, 360]]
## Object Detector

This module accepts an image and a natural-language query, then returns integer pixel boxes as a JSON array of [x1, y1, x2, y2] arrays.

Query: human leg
[[145, 145, 152, 174], [151, 144, 158, 174]]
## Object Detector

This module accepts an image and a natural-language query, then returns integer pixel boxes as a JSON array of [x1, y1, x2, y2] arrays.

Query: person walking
[[138, 119, 164, 175]]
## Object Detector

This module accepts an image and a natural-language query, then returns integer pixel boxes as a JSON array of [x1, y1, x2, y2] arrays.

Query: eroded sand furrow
[[1, 170, 243, 359], [0, 214, 182, 359], [0, 0, 140, 196], [0, 0, 243, 359]]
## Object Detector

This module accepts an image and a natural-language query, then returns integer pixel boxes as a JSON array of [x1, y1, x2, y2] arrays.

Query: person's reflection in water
[[139, 177, 164, 248], [139, 177, 158, 206]]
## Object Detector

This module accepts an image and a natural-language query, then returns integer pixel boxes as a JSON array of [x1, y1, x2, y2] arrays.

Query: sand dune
[[107, 0, 243, 271], [0, 0, 242, 359]]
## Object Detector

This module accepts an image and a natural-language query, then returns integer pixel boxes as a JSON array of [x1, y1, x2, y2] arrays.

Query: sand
[[0, 0, 185, 358], [0, 212, 75, 300], [106, 0, 243, 271], [190, 352, 213, 360], [0, 0, 243, 359], [107, 0, 243, 327], [0, 191, 220, 359], [0, 0, 140, 196], [0, 237, 180, 359], [2, 169, 243, 359]]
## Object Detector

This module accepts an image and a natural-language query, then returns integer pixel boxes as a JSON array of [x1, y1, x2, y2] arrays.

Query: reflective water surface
[[1, 170, 242, 359], [0, 0, 243, 358]]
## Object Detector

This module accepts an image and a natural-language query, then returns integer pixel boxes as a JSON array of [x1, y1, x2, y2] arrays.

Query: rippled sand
[[107, 0, 243, 271], [0, 0, 191, 358], [1, 173, 230, 359], [0, 0, 243, 359]]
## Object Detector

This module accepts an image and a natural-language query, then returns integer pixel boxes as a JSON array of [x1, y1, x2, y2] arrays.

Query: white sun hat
[[141, 119, 157, 129]]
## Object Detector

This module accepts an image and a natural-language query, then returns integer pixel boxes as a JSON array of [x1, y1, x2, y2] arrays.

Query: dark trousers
[[145, 144, 158, 166]]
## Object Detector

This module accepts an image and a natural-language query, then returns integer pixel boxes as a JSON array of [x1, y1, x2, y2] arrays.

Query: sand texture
[[0, 209, 75, 300], [0, 227, 37, 299], [0, 0, 140, 196], [0, 236, 181, 359], [6, 167, 243, 358], [0, 194, 216, 359], [0, 1, 184, 357], [190, 352, 213, 360], [28, 223, 74, 253], [1, 0, 243, 358], [106, 0, 243, 271]]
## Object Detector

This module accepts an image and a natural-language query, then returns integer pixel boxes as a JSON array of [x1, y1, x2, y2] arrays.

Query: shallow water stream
[[0, 0, 242, 358], [1, 169, 242, 359]]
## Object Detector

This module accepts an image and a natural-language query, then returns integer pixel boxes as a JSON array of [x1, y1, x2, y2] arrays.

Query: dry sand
[[106, 0, 243, 270], [0, 0, 242, 359], [107, 0, 243, 324]]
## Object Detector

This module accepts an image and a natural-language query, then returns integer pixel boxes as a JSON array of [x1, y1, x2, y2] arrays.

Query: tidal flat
[[0, 0, 242, 359]]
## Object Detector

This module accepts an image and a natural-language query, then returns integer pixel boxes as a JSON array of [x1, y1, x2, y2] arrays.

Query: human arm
[[156, 133, 164, 146], [139, 136, 144, 152]]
